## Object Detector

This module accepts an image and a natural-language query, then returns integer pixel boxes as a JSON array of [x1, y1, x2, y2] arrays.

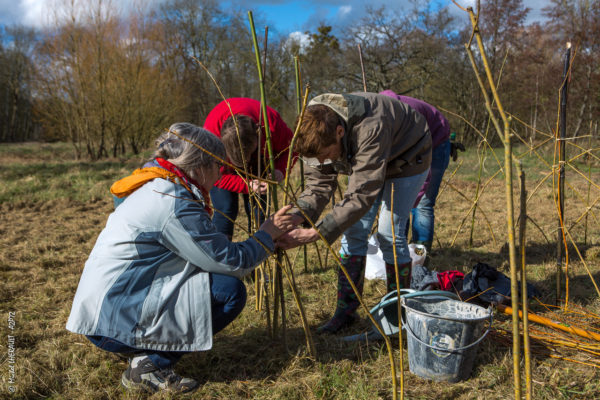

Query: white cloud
[[21, 0, 49, 27], [1, 0, 165, 28], [337, 5, 351, 18], [286, 30, 310, 53]]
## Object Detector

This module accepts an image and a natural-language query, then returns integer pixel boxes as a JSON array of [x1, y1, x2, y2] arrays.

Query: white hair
[[153, 122, 225, 179]]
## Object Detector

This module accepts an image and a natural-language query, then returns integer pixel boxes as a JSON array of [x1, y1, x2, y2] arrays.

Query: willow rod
[[253, 26, 268, 305], [294, 55, 309, 273], [497, 304, 600, 342], [556, 42, 572, 306], [468, 45, 510, 247], [469, 140, 488, 247], [358, 44, 367, 92], [465, 4, 521, 397], [248, 11, 286, 345], [585, 127, 593, 244], [284, 84, 309, 202], [280, 252, 316, 357], [390, 184, 405, 400], [517, 161, 532, 400]]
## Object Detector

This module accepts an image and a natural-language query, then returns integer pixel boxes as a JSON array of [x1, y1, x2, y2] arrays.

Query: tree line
[[0, 0, 597, 159]]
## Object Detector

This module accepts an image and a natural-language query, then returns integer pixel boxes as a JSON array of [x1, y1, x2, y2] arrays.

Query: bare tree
[[34, 0, 182, 158], [544, 0, 600, 139], [0, 26, 37, 142]]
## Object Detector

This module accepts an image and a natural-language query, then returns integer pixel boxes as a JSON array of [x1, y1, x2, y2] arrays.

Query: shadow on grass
[[181, 325, 391, 383]]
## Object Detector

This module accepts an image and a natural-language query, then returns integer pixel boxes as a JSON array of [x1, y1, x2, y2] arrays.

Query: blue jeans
[[411, 140, 450, 244], [87, 273, 247, 369], [210, 187, 267, 238], [340, 169, 429, 264]]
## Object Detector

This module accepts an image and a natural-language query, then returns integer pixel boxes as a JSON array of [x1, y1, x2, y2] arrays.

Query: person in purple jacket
[[380, 90, 462, 254]]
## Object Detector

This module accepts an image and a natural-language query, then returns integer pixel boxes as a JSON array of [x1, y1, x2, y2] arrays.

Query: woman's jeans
[[87, 273, 247, 369], [340, 169, 429, 264], [411, 140, 450, 244], [210, 187, 267, 238]]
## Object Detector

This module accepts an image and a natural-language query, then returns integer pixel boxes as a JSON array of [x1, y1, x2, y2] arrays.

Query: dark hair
[[295, 104, 340, 157], [154, 122, 226, 178], [221, 115, 259, 167]]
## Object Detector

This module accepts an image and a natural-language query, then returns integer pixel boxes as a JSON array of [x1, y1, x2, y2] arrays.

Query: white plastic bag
[[365, 235, 386, 280], [365, 237, 428, 281]]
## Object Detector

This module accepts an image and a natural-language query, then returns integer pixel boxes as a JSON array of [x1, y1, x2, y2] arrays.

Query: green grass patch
[[0, 142, 152, 204]]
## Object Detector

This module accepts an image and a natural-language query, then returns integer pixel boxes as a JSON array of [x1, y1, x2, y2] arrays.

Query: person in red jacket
[[204, 98, 296, 239]]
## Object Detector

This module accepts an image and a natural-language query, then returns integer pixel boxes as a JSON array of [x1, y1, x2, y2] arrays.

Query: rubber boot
[[385, 262, 412, 293], [317, 255, 366, 334]]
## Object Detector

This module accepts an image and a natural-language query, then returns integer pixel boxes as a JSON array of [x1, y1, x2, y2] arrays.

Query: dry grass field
[[1, 141, 600, 399]]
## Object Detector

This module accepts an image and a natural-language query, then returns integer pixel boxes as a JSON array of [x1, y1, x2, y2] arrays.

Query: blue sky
[[0, 0, 552, 36], [238, 0, 355, 35], [242, 0, 553, 35]]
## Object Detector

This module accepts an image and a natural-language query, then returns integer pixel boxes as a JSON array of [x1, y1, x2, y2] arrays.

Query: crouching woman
[[66, 123, 295, 394]]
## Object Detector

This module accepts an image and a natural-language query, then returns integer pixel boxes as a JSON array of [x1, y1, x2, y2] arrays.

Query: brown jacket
[[296, 92, 432, 244]]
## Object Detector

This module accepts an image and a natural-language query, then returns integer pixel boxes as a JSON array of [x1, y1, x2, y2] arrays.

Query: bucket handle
[[401, 307, 493, 353], [371, 290, 459, 315]]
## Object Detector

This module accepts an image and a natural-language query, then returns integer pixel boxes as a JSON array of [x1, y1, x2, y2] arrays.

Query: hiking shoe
[[121, 355, 199, 393]]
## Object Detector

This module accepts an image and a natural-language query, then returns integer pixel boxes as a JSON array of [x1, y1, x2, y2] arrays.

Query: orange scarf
[[110, 159, 212, 216]]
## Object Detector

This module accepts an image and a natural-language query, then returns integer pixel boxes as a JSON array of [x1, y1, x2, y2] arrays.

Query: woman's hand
[[249, 170, 284, 194], [259, 205, 298, 240], [275, 228, 320, 250], [249, 179, 268, 194]]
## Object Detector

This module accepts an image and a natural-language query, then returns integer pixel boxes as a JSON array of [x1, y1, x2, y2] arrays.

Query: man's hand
[[258, 205, 298, 240], [275, 228, 320, 250], [450, 141, 465, 161]]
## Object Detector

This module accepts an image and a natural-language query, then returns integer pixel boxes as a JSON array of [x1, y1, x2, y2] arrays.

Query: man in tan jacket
[[278, 92, 432, 333]]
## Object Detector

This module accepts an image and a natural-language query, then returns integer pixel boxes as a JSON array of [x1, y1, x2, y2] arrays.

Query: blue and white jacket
[[66, 177, 274, 351]]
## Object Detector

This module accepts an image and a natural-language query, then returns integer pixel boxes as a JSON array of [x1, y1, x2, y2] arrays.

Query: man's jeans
[[210, 186, 267, 238], [411, 140, 450, 244], [87, 273, 247, 369], [340, 169, 429, 264]]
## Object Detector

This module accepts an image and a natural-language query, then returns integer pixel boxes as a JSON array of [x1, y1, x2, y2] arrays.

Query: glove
[[450, 141, 465, 161]]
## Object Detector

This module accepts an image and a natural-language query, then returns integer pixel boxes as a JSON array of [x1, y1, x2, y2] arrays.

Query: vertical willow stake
[[469, 141, 487, 247], [358, 44, 367, 92], [390, 184, 405, 400], [517, 161, 531, 400], [254, 26, 268, 317], [281, 85, 317, 357], [249, 11, 286, 345], [556, 42, 571, 306], [465, 4, 521, 397], [584, 124, 592, 245], [294, 55, 309, 273]]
